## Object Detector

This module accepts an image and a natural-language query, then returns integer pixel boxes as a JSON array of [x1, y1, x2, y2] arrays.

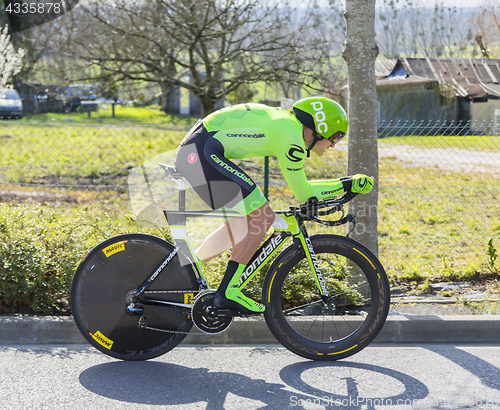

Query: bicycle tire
[[263, 234, 390, 361], [70, 233, 198, 360]]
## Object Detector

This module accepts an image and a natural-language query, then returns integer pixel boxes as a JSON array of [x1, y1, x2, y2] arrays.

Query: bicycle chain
[[137, 290, 214, 336], [143, 290, 200, 294], [137, 316, 211, 336]]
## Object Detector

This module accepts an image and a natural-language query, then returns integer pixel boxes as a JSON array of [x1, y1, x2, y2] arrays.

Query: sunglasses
[[327, 131, 346, 145]]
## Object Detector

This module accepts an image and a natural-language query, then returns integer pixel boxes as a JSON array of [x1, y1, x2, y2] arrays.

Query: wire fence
[[0, 121, 191, 203], [1, 119, 499, 278]]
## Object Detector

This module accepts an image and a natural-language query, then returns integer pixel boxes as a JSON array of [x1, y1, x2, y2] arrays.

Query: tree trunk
[[341, 0, 379, 256], [160, 81, 172, 113], [200, 96, 216, 118]]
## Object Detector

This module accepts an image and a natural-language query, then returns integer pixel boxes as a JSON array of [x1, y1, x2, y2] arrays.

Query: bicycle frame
[[131, 165, 332, 310], [163, 210, 330, 299]]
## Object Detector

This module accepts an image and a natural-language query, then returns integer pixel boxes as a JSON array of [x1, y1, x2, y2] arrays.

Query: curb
[[1, 314, 500, 345]]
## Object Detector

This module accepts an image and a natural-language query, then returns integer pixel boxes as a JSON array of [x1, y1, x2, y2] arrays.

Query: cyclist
[[174, 96, 373, 314]]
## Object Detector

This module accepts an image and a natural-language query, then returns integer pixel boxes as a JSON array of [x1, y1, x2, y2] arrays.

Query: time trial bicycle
[[70, 163, 390, 361]]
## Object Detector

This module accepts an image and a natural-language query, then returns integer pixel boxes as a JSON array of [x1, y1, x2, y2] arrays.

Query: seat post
[[177, 179, 186, 212], [158, 163, 186, 212], [169, 175, 185, 212]]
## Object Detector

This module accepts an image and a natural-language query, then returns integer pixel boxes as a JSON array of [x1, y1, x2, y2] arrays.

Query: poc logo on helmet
[[310, 101, 328, 134]]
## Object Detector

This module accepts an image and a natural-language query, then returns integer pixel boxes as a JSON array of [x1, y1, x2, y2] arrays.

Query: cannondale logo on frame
[[187, 153, 198, 164], [4, 0, 80, 32]]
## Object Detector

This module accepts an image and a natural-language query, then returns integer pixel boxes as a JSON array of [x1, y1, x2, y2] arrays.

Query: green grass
[[377, 159, 500, 283], [263, 140, 500, 285], [19, 104, 198, 125], [0, 120, 190, 187]]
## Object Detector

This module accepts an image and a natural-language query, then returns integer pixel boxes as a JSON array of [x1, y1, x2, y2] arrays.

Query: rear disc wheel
[[70, 233, 198, 360]]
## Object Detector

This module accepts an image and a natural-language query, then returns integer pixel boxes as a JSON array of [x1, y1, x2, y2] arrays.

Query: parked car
[[0, 88, 23, 119], [33, 89, 64, 114], [58, 84, 97, 112]]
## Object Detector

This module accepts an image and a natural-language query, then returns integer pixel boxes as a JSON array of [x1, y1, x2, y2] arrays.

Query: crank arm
[[217, 309, 261, 317], [214, 309, 263, 318]]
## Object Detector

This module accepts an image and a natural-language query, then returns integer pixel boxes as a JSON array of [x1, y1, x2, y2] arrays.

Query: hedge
[[0, 204, 132, 314]]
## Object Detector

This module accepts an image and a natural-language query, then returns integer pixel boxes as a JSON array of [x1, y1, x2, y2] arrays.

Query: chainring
[[191, 290, 233, 334]]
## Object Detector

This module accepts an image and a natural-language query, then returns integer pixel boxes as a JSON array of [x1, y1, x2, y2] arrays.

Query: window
[[0, 91, 19, 100]]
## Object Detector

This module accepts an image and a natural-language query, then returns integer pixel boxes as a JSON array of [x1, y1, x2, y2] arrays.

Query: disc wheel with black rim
[[70, 233, 198, 360], [262, 234, 390, 361]]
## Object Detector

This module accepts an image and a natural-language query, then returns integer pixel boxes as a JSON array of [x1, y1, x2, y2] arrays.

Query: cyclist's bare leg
[[230, 202, 275, 264], [213, 202, 275, 314], [196, 202, 275, 263], [196, 217, 249, 262]]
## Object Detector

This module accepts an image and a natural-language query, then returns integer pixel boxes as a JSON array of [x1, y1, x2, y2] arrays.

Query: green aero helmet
[[292, 96, 348, 156]]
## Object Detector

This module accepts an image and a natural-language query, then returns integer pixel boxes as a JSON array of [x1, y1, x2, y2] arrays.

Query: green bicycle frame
[[164, 209, 331, 300]]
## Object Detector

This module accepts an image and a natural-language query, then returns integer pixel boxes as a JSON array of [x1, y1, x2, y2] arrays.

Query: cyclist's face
[[312, 138, 334, 156], [313, 131, 344, 156]]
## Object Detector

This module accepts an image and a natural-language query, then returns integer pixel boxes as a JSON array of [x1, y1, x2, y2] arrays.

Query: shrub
[[0, 204, 131, 314], [488, 237, 498, 272]]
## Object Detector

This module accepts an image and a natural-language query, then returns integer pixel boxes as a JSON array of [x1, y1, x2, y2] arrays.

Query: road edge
[[1, 314, 500, 345]]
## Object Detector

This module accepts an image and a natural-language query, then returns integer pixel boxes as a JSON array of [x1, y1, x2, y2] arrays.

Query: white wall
[[471, 99, 500, 133]]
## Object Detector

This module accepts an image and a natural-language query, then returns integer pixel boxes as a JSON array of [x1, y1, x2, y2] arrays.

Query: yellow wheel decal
[[90, 331, 114, 350], [102, 241, 128, 258], [353, 248, 376, 270], [268, 271, 277, 303]]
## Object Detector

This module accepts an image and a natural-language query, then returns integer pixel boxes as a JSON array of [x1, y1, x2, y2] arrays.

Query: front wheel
[[70, 233, 198, 360], [262, 234, 390, 361]]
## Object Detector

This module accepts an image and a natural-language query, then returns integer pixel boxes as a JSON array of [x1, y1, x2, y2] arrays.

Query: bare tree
[[342, 0, 379, 254], [47, 0, 334, 116], [376, 0, 474, 59], [377, 0, 408, 59], [471, 1, 500, 58]]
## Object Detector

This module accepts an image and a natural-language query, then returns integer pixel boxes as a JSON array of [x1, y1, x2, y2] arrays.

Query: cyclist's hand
[[341, 174, 374, 194]]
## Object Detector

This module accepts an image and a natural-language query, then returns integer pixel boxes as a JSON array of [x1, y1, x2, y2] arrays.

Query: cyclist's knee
[[247, 202, 275, 233]]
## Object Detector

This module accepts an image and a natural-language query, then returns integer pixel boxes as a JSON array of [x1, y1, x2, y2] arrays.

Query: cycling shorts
[[174, 123, 267, 216]]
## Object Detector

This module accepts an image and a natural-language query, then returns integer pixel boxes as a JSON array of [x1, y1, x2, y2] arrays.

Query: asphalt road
[[378, 144, 500, 174], [2, 344, 500, 409], [335, 142, 500, 175]]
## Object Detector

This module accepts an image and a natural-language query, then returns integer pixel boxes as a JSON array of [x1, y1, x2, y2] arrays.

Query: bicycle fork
[[274, 211, 331, 302], [297, 232, 331, 302]]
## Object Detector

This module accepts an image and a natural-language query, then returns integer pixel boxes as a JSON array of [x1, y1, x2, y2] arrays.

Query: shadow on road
[[79, 359, 429, 409], [426, 345, 500, 391], [280, 361, 428, 409]]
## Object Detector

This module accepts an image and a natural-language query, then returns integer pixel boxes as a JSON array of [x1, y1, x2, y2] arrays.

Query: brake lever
[[345, 214, 356, 237]]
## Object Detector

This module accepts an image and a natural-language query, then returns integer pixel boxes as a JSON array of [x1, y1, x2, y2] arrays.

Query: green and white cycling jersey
[[202, 103, 345, 203]]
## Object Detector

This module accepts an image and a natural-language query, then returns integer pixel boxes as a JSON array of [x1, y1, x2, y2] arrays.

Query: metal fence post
[[264, 156, 269, 200]]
